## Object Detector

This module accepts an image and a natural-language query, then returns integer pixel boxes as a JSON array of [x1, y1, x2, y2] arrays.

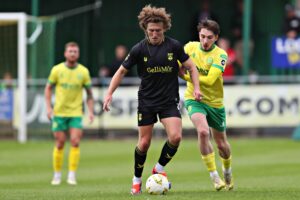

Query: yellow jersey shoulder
[[213, 45, 228, 59], [184, 41, 200, 54]]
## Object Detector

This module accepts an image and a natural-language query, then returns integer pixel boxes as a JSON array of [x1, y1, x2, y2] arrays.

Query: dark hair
[[197, 19, 220, 35], [138, 5, 171, 31]]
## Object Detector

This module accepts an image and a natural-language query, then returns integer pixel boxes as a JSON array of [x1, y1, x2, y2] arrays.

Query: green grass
[[0, 138, 300, 200]]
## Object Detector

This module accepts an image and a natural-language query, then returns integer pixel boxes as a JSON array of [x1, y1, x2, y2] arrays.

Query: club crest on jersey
[[167, 53, 173, 61], [221, 59, 226, 66], [77, 74, 83, 80], [206, 57, 213, 65], [144, 57, 148, 62]]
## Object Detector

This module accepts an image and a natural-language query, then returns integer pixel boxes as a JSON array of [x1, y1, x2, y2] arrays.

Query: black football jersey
[[122, 37, 189, 109]]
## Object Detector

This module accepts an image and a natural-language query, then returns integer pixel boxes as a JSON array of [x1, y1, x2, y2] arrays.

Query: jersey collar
[[199, 43, 216, 52], [64, 62, 78, 69]]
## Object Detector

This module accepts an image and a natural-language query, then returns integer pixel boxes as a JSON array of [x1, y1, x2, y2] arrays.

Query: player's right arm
[[44, 83, 53, 120], [45, 66, 57, 120], [103, 65, 128, 111]]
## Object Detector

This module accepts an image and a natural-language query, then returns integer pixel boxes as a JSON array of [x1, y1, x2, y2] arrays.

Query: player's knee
[[70, 138, 80, 147], [138, 140, 151, 152], [198, 129, 210, 138], [216, 141, 229, 153], [56, 141, 65, 149], [169, 133, 182, 145]]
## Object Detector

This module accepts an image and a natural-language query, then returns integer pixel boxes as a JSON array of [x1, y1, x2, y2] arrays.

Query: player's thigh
[[185, 100, 209, 133], [52, 116, 68, 132], [190, 113, 209, 135], [159, 104, 182, 138], [160, 117, 182, 138]]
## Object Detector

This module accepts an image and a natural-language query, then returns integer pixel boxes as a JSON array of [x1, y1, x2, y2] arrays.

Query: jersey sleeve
[[48, 66, 58, 85], [174, 40, 189, 63], [122, 43, 139, 70], [200, 67, 223, 86], [212, 51, 228, 73]]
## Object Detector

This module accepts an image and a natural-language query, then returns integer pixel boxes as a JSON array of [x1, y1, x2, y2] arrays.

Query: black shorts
[[137, 104, 181, 126]]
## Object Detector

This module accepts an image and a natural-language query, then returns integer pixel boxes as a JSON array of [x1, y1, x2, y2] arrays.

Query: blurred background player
[[44, 42, 94, 185], [102, 5, 201, 195], [179, 19, 234, 191], [99, 44, 129, 77]]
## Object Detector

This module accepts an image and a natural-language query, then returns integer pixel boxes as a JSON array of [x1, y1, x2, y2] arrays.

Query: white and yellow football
[[145, 174, 169, 195]]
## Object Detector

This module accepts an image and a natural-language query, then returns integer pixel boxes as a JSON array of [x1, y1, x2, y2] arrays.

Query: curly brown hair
[[137, 5, 172, 31]]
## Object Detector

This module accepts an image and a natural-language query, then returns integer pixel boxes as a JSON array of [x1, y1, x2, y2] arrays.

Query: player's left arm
[[181, 66, 222, 86], [84, 70, 94, 123], [85, 86, 94, 123], [183, 53, 226, 86], [199, 66, 223, 86], [200, 53, 227, 86]]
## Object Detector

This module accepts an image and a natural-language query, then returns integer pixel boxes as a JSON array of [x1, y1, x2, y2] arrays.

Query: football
[[145, 174, 170, 195]]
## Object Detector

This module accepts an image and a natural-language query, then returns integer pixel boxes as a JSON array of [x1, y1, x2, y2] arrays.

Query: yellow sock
[[68, 147, 80, 172], [53, 147, 64, 172], [221, 156, 232, 171], [201, 152, 217, 172]]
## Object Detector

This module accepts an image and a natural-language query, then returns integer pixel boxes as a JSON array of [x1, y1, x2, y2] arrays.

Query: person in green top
[[44, 41, 94, 186]]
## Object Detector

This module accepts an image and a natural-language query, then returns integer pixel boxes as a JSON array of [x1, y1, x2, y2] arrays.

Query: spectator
[[230, 0, 244, 42], [190, 0, 218, 41], [1, 72, 13, 89], [230, 0, 255, 77], [283, 4, 300, 38], [217, 37, 236, 83], [99, 45, 130, 77]]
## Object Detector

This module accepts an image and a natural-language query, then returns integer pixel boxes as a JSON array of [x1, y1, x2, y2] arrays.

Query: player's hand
[[178, 66, 187, 79], [89, 113, 94, 124], [46, 107, 53, 121], [193, 89, 202, 101], [103, 94, 112, 112]]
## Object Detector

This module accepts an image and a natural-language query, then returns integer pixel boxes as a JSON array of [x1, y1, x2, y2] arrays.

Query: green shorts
[[184, 99, 226, 132], [52, 116, 83, 132]]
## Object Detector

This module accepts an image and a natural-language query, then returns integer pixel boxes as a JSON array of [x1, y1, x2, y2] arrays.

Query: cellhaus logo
[[147, 66, 173, 73]]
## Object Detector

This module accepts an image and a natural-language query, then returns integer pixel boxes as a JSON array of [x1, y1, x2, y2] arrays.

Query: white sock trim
[[209, 170, 219, 178], [132, 176, 142, 184], [155, 163, 164, 172]]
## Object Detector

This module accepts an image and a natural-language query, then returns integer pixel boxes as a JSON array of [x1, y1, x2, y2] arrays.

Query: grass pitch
[[0, 138, 299, 200]]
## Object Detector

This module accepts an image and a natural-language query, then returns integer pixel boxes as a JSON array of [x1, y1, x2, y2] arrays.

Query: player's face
[[199, 28, 218, 51], [146, 22, 165, 45], [64, 46, 80, 63]]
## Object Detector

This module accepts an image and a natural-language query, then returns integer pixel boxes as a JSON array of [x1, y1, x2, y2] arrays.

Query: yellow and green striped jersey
[[183, 42, 227, 108], [48, 62, 92, 117]]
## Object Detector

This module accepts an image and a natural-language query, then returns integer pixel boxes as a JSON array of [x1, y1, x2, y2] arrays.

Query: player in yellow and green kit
[[44, 42, 94, 185], [179, 19, 234, 191]]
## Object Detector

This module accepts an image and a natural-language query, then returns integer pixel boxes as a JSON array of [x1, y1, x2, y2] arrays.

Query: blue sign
[[271, 37, 300, 68], [0, 89, 13, 121]]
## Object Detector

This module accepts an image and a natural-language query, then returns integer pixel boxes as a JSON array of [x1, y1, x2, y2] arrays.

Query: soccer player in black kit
[[103, 5, 202, 195]]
